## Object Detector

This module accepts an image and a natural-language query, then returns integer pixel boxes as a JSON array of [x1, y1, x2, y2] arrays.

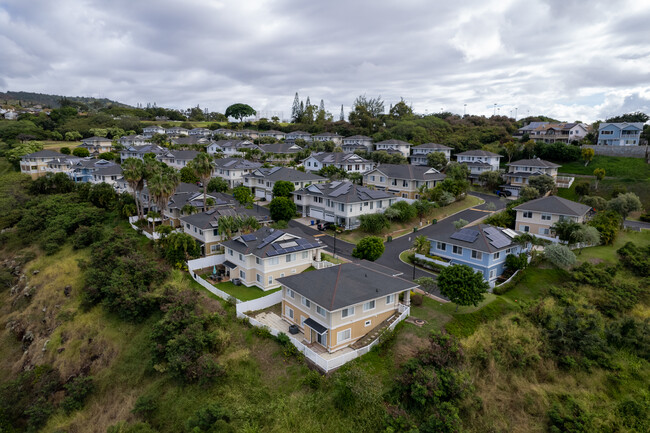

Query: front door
[[316, 332, 325, 346]]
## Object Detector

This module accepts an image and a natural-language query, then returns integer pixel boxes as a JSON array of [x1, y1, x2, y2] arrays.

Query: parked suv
[[317, 222, 333, 231], [494, 189, 512, 197]]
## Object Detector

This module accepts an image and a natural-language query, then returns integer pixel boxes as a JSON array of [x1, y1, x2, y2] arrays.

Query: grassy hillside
[[0, 91, 131, 110]]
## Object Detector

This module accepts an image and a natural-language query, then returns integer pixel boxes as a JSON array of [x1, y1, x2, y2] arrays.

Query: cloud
[[0, 0, 649, 122]]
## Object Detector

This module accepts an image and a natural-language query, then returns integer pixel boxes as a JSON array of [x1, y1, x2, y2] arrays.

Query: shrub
[[547, 395, 593, 433], [617, 242, 650, 277], [389, 201, 417, 222], [411, 293, 423, 306], [185, 402, 234, 433], [269, 196, 296, 221], [359, 213, 390, 234], [61, 376, 94, 414], [505, 253, 528, 271], [72, 147, 90, 157], [352, 236, 385, 261], [544, 244, 576, 268]]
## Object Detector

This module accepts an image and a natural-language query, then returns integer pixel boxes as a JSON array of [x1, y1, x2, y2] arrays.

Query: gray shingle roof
[[375, 139, 412, 146], [180, 202, 270, 229], [22, 150, 62, 158], [213, 157, 262, 170], [455, 150, 502, 157], [413, 143, 452, 150], [260, 142, 302, 154], [278, 262, 416, 311], [94, 165, 123, 176], [221, 226, 322, 258], [428, 224, 518, 254], [295, 181, 393, 203], [368, 164, 446, 181], [508, 158, 560, 168], [307, 152, 371, 164], [513, 196, 592, 216], [343, 135, 372, 140], [246, 166, 325, 183]]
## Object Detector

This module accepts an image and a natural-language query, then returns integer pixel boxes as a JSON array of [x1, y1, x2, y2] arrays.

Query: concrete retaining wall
[[582, 145, 649, 159]]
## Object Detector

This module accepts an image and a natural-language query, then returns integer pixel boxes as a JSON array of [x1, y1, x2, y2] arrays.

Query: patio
[[252, 311, 355, 360]]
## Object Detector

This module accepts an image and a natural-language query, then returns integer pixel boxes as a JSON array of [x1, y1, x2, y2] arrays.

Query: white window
[[286, 288, 295, 298], [286, 306, 294, 319], [363, 300, 375, 311], [540, 228, 550, 235], [239, 253, 243, 261], [541, 214, 551, 221], [316, 305, 326, 316], [365, 320, 372, 327], [493, 251, 500, 260], [386, 294, 394, 304], [286, 253, 296, 263], [337, 328, 351, 342], [256, 274, 262, 283], [256, 257, 261, 265], [270, 257, 279, 265], [239, 270, 246, 279], [522, 225, 530, 233], [300, 315, 306, 327], [210, 244, 219, 252], [268, 275, 273, 285], [452, 245, 463, 255], [302, 297, 311, 308], [302, 251, 309, 259], [489, 269, 496, 279], [437, 242, 446, 251], [341, 307, 354, 318], [471, 250, 483, 260], [523, 211, 533, 218]]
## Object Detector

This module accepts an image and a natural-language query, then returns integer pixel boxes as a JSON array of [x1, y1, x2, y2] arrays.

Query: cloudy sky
[[1, 0, 650, 122]]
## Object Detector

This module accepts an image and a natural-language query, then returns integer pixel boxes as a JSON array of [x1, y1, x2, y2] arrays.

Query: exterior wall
[[374, 143, 411, 157], [597, 124, 642, 146], [456, 155, 501, 171], [515, 210, 584, 236], [294, 193, 395, 229], [363, 172, 440, 199], [410, 148, 451, 162]]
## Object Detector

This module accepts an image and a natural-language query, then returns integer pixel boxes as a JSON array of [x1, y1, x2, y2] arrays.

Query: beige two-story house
[[243, 166, 325, 201], [503, 158, 560, 197], [212, 157, 262, 188], [20, 150, 65, 179], [513, 196, 592, 237], [374, 139, 412, 158], [279, 262, 415, 353], [363, 164, 446, 199], [220, 227, 325, 291]]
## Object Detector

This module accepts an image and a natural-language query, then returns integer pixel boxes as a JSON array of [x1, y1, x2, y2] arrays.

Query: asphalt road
[[288, 192, 508, 297], [623, 219, 650, 231]]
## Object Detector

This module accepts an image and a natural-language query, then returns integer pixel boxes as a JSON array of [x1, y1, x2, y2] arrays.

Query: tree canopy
[[352, 236, 385, 261], [436, 264, 489, 311], [225, 104, 256, 122]]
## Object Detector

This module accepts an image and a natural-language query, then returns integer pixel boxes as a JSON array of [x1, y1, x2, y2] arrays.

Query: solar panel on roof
[[329, 181, 342, 189], [503, 228, 518, 238], [450, 229, 479, 243], [241, 234, 257, 242], [257, 230, 283, 249], [330, 183, 352, 197], [484, 227, 511, 249], [206, 209, 217, 215]]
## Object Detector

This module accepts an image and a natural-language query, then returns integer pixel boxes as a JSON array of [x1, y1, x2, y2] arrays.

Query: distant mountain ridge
[[0, 91, 133, 110]]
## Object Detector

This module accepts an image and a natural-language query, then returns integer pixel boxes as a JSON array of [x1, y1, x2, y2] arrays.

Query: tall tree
[[291, 92, 300, 123], [224, 103, 256, 122], [148, 167, 181, 229], [319, 99, 325, 112], [413, 235, 431, 255], [437, 264, 489, 311], [339, 104, 344, 121], [122, 158, 145, 220], [189, 153, 214, 212], [593, 168, 606, 190]]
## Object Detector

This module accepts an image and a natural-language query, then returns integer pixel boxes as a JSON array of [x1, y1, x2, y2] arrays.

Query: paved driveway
[[624, 219, 650, 231]]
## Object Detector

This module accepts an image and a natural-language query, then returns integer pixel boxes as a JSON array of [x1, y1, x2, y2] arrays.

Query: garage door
[[324, 213, 336, 223], [255, 189, 266, 198], [309, 208, 324, 220], [265, 191, 273, 201]]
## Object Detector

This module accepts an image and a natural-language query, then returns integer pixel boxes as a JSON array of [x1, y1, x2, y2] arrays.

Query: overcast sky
[[1, 0, 650, 122]]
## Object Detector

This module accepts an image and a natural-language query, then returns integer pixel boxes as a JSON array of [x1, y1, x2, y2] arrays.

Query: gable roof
[[171, 136, 212, 146], [306, 152, 370, 164], [428, 224, 519, 254], [508, 158, 560, 168], [82, 136, 112, 143], [246, 166, 325, 183], [413, 143, 452, 150], [259, 142, 302, 154], [213, 157, 262, 170], [278, 262, 416, 311], [375, 139, 412, 147], [180, 201, 270, 229], [368, 164, 446, 181], [343, 135, 372, 141], [221, 226, 322, 258], [598, 122, 644, 131], [455, 150, 501, 157], [22, 150, 62, 159], [295, 181, 393, 203], [518, 122, 549, 131], [513, 195, 592, 216]]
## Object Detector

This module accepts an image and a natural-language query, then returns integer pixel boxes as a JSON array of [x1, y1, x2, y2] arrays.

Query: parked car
[[317, 222, 333, 231], [494, 189, 512, 197]]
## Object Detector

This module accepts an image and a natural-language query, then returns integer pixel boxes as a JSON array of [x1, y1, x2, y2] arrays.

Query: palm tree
[[218, 215, 235, 240], [148, 167, 181, 230], [142, 155, 162, 216], [122, 158, 145, 220], [413, 235, 431, 255], [189, 153, 214, 212], [241, 215, 261, 233], [181, 204, 198, 216]]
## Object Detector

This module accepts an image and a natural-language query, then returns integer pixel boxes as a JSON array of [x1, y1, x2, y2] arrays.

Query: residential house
[[312, 132, 343, 145], [597, 122, 645, 146], [142, 125, 165, 138], [157, 150, 200, 169], [503, 158, 560, 197], [4, 111, 18, 120], [410, 143, 452, 165], [20, 150, 64, 179], [455, 150, 502, 180], [513, 195, 592, 237], [293, 181, 395, 229], [220, 227, 325, 290], [259, 142, 303, 162], [529, 123, 589, 144], [189, 128, 212, 137], [165, 126, 189, 137], [118, 134, 147, 147], [213, 128, 234, 137], [139, 182, 217, 224], [515, 121, 549, 138], [302, 152, 374, 174], [363, 164, 446, 199], [119, 145, 168, 162], [45, 155, 83, 177], [374, 139, 412, 158], [427, 224, 528, 287], [279, 262, 415, 353], [258, 130, 286, 140], [341, 135, 373, 153], [170, 136, 211, 147], [286, 131, 312, 143], [208, 140, 258, 157], [79, 136, 113, 154], [213, 157, 262, 188], [233, 129, 260, 139], [180, 203, 271, 256], [243, 166, 325, 201], [91, 164, 123, 187]]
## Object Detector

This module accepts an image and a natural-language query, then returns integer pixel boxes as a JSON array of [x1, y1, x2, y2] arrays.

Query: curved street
[[288, 192, 508, 297]]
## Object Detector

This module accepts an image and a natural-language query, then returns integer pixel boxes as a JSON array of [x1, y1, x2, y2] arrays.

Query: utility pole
[[493, 103, 497, 116], [464, 104, 467, 116]]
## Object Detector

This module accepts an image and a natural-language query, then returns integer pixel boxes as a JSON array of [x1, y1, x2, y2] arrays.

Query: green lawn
[[559, 155, 650, 179], [558, 177, 650, 210], [577, 229, 650, 265], [333, 195, 483, 244], [199, 277, 280, 301], [321, 252, 346, 264]]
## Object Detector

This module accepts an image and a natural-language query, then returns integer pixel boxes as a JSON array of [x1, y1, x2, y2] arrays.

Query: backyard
[[558, 155, 650, 179], [333, 195, 483, 244], [199, 274, 280, 301]]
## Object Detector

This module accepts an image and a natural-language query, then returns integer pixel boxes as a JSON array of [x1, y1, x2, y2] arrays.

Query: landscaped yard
[[321, 252, 346, 264], [332, 195, 484, 244], [576, 229, 650, 265], [199, 276, 280, 301], [558, 177, 650, 210], [41, 140, 82, 151], [558, 155, 650, 179]]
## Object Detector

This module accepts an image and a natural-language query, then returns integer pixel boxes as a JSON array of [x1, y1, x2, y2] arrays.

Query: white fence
[[241, 305, 410, 373], [236, 290, 283, 316], [312, 260, 337, 270], [189, 269, 239, 303], [188, 255, 225, 270]]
